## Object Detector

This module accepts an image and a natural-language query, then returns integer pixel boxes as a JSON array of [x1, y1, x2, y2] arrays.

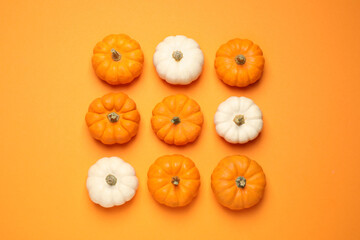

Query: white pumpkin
[[214, 96, 263, 144], [86, 157, 138, 208], [153, 35, 204, 85]]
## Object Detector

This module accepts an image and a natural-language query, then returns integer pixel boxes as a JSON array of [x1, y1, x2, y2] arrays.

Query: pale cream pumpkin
[[86, 157, 138, 208], [153, 35, 204, 85], [214, 96, 263, 144]]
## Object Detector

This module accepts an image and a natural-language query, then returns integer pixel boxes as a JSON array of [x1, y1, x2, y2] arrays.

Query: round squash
[[147, 154, 200, 207], [85, 92, 140, 145], [86, 157, 138, 208], [215, 39, 264, 87], [151, 94, 204, 145], [211, 155, 266, 210], [214, 96, 263, 144], [153, 35, 204, 85], [92, 34, 144, 85]]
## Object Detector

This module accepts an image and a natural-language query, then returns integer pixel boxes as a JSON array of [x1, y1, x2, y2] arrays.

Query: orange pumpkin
[[214, 39, 265, 87], [151, 94, 203, 145], [85, 93, 140, 144], [211, 155, 266, 210], [92, 34, 144, 85], [147, 154, 200, 207]]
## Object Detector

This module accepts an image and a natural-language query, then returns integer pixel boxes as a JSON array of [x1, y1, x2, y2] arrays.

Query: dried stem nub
[[233, 115, 245, 126], [235, 176, 246, 188], [235, 54, 246, 65], [171, 116, 181, 125], [172, 50, 183, 61], [106, 174, 117, 186], [111, 48, 121, 61], [171, 176, 180, 186], [107, 112, 120, 123]]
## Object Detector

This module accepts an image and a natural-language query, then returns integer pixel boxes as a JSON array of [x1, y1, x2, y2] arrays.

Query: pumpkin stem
[[172, 50, 183, 61], [235, 176, 246, 188], [171, 116, 181, 125], [171, 176, 180, 186], [233, 114, 245, 126], [111, 48, 122, 61], [105, 174, 117, 186], [235, 54, 246, 65], [107, 112, 120, 123]]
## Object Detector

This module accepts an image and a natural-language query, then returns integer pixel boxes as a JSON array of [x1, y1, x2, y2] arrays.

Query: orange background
[[1, 0, 360, 239]]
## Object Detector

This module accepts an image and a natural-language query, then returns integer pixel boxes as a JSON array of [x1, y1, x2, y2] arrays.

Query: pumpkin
[[86, 157, 139, 208], [147, 154, 200, 207], [151, 94, 203, 145], [215, 39, 264, 87], [85, 92, 140, 145], [211, 155, 266, 210], [214, 96, 263, 144], [92, 34, 144, 85], [153, 35, 204, 85]]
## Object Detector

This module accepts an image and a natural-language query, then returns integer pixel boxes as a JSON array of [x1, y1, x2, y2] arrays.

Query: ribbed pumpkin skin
[[214, 39, 264, 87], [147, 154, 200, 207], [211, 155, 266, 210], [151, 94, 203, 145], [85, 93, 140, 145], [92, 34, 144, 85]]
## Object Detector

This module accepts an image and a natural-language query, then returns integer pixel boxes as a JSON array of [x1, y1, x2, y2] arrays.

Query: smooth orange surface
[[1, 0, 360, 239]]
